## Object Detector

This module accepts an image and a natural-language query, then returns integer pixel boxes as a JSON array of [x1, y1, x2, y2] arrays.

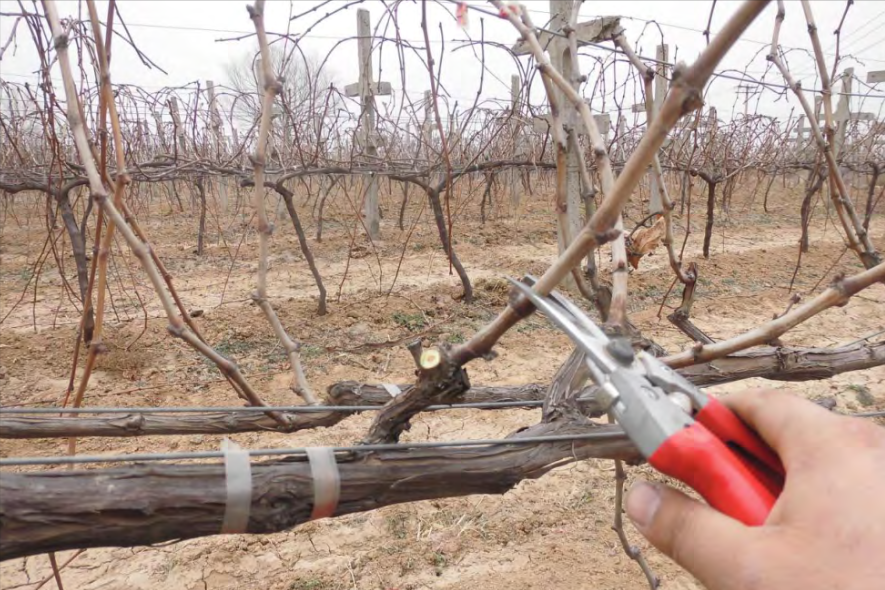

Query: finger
[[626, 479, 753, 590], [721, 388, 841, 466]]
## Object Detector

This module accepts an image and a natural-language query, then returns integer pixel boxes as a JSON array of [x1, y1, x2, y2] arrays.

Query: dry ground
[[1, 174, 884, 590]]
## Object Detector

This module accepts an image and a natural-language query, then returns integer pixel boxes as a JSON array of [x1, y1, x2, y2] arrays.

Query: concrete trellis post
[[831, 69, 874, 184], [615, 113, 628, 162], [704, 107, 719, 150], [344, 9, 391, 240], [151, 110, 167, 154], [805, 70, 875, 187], [794, 115, 808, 157], [422, 90, 437, 186], [139, 119, 152, 154], [509, 74, 523, 210], [650, 44, 669, 214], [630, 44, 669, 215], [167, 97, 187, 155], [834, 68, 854, 158], [449, 110, 462, 166], [736, 84, 755, 117], [163, 101, 186, 208]]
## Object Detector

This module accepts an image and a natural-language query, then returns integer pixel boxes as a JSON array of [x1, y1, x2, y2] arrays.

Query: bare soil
[[1, 176, 883, 590]]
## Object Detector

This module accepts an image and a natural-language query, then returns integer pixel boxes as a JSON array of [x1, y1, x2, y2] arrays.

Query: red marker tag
[[456, 3, 469, 29], [499, 4, 521, 19]]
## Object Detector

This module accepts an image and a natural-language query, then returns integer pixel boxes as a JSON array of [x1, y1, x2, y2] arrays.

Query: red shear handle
[[649, 423, 777, 526], [697, 397, 785, 497]]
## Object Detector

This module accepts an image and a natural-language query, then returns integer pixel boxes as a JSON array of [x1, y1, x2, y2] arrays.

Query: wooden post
[[344, 9, 391, 240]]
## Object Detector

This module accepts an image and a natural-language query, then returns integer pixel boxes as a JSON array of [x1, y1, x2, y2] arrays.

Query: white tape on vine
[[221, 438, 252, 534], [307, 446, 341, 520], [381, 383, 402, 398]]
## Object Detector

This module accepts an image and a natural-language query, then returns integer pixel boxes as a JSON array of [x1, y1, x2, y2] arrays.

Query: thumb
[[626, 480, 754, 588]]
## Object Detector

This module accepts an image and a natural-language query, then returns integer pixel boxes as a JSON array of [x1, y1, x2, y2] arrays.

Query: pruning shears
[[509, 276, 785, 526]]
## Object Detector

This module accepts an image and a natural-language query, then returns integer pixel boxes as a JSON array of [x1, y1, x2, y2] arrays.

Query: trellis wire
[[2, 410, 881, 467], [851, 410, 885, 418], [441, 0, 885, 98], [0, 431, 625, 467], [0, 399, 552, 414], [842, 330, 885, 347], [2, 403, 879, 417]]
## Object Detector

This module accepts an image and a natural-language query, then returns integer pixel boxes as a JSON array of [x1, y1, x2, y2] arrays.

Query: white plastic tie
[[220, 438, 252, 534], [306, 446, 341, 520]]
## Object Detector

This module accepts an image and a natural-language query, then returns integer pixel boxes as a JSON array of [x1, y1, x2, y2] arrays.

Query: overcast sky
[[2, 0, 884, 129]]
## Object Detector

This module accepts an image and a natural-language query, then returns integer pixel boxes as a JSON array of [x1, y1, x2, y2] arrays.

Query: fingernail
[[625, 480, 661, 529]]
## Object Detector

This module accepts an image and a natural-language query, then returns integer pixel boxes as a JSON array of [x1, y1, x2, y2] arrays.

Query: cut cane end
[[419, 349, 441, 370]]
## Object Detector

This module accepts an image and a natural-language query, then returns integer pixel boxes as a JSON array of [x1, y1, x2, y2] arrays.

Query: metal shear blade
[[506, 278, 619, 385], [518, 275, 609, 342]]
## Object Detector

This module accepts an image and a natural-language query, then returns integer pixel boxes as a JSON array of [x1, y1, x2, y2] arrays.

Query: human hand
[[625, 388, 885, 590]]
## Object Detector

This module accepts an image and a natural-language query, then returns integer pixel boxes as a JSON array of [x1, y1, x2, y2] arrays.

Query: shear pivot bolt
[[606, 338, 635, 366]]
